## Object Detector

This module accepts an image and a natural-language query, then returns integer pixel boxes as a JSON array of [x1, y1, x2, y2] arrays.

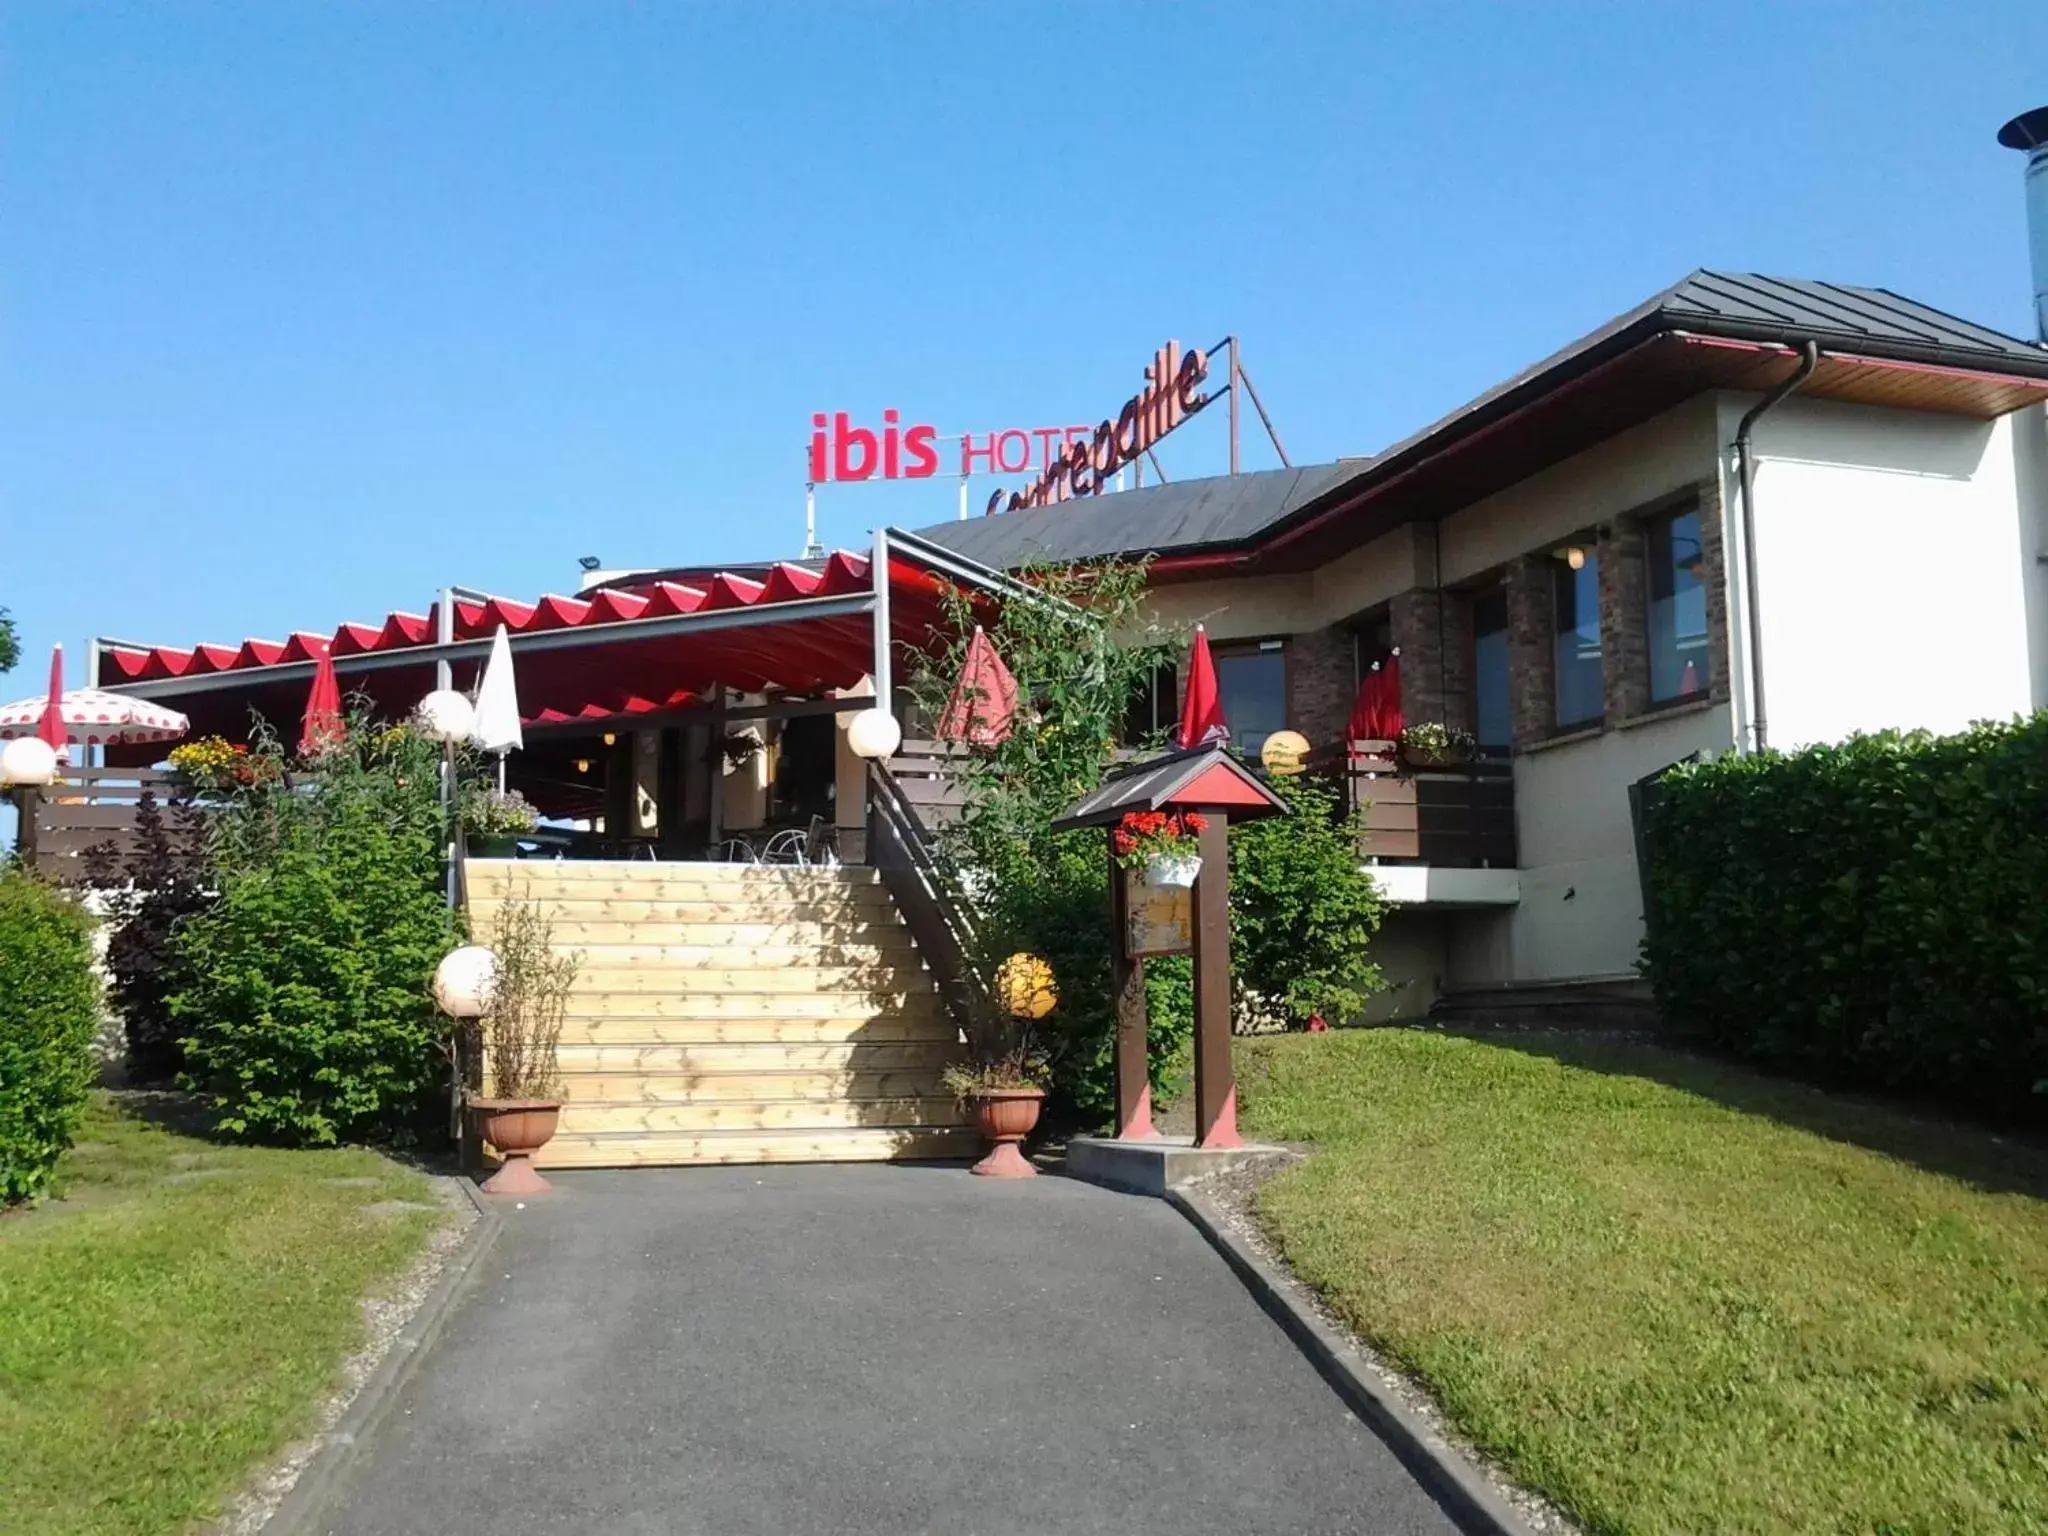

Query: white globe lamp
[[415, 689, 476, 744], [433, 945, 498, 1019], [845, 708, 902, 762], [1, 736, 60, 788]]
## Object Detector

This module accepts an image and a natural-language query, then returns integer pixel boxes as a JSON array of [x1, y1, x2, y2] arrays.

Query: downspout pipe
[[1733, 340, 1820, 752]]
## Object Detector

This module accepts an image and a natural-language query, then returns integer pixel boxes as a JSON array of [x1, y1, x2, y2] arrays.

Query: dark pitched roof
[[909, 270, 2048, 571], [909, 461, 1362, 568]]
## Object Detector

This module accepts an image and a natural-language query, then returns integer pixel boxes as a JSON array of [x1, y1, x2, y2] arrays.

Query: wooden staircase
[[464, 860, 974, 1167]]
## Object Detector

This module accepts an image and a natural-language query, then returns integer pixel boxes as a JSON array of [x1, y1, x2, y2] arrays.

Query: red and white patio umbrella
[[0, 647, 190, 753]]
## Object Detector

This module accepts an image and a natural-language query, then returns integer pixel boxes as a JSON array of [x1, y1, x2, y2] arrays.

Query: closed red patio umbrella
[[936, 626, 1019, 746], [1347, 656, 1403, 749], [1178, 627, 1228, 748], [37, 646, 67, 757], [300, 648, 344, 757]]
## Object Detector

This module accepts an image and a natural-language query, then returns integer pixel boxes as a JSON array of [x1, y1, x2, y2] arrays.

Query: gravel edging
[[218, 1175, 502, 1536], [1171, 1158, 1583, 1536]]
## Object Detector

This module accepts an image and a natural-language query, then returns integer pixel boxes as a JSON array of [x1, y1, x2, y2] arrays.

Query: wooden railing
[[880, 737, 971, 829], [13, 766, 199, 883], [865, 759, 1003, 1061], [1336, 741, 1517, 869]]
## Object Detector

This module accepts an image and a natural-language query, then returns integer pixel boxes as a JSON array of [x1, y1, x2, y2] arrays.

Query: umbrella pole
[[497, 752, 506, 793]]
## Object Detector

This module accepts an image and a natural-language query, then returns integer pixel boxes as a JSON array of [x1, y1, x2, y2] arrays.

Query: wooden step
[[556, 1015, 958, 1046], [468, 870, 884, 903], [469, 896, 898, 925], [488, 918, 908, 946], [564, 994, 947, 1025], [569, 974, 937, 1011], [550, 1068, 951, 1103], [554, 1097, 965, 1135], [557, 943, 919, 970], [532, 1124, 978, 1168], [552, 1041, 957, 1073], [469, 858, 880, 884]]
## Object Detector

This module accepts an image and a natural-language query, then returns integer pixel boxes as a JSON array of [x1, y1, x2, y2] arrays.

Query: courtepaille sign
[[985, 340, 1211, 516]]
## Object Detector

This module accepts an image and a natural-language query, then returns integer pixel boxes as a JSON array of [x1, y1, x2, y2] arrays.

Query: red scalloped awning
[[98, 551, 985, 750]]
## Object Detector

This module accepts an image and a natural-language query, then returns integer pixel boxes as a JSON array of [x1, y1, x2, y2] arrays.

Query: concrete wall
[[1352, 908, 1448, 1023], [1730, 396, 2048, 748], [1499, 702, 1733, 982]]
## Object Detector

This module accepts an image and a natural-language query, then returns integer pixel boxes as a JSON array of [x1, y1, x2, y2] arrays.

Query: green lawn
[[0, 1095, 451, 1536], [1237, 1030, 2048, 1536]]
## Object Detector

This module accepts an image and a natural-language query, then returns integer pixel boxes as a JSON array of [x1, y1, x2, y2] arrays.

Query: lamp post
[[433, 942, 496, 1170], [845, 707, 902, 763], [416, 690, 476, 911], [2, 737, 60, 870]]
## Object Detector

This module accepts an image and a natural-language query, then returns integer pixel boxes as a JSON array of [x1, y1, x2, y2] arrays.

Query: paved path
[[318, 1166, 1463, 1536]]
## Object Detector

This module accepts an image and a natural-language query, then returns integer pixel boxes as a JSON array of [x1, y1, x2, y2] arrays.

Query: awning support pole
[[871, 526, 892, 721]]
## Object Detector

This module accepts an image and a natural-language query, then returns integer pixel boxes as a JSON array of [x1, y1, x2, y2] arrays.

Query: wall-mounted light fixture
[[575, 758, 591, 774], [1554, 544, 1588, 571]]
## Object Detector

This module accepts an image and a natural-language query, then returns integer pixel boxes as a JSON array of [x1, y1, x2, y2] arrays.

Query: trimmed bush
[[170, 721, 458, 1145], [1641, 718, 2048, 1121], [86, 788, 211, 1081], [0, 867, 101, 1202]]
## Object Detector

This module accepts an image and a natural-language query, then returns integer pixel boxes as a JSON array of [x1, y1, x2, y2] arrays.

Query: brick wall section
[[1505, 555, 1557, 748], [1285, 624, 1355, 754], [1599, 519, 1648, 722], [1697, 476, 1733, 705], [1390, 588, 1444, 727], [1440, 591, 1476, 737]]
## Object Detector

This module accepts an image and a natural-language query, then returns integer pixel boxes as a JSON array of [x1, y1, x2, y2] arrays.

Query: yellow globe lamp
[[1261, 729, 1310, 776], [994, 952, 1057, 1020]]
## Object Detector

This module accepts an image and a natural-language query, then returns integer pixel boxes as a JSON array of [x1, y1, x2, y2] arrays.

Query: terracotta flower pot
[[473, 1097, 563, 1196], [969, 1087, 1044, 1179]]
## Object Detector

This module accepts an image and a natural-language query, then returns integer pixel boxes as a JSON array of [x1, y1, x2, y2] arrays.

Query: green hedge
[[0, 867, 101, 1202], [1641, 718, 2048, 1121], [170, 720, 456, 1145]]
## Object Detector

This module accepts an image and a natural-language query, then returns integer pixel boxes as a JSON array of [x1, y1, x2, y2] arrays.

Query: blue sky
[[4, 1, 2046, 695]]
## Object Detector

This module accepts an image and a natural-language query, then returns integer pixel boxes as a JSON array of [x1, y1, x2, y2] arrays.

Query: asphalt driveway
[[315, 1166, 1464, 1536]]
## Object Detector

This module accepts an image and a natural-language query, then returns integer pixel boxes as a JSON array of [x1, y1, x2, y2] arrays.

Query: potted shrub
[[463, 785, 538, 858], [471, 897, 579, 1195], [1398, 722, 1476, 770], [943, 1044, 1051, 1179], [1112, 808, 1209, 887]]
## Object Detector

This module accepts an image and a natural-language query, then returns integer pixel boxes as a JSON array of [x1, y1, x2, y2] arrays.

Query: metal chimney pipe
[[1998, 107, 2048, 343]]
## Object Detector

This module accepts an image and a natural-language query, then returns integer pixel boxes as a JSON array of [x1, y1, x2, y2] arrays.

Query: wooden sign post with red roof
[[1053, 743, 1289, 1149]]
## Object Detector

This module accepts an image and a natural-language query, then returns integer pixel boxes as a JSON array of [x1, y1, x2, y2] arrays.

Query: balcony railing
[[1333, 740, 1516, 869]]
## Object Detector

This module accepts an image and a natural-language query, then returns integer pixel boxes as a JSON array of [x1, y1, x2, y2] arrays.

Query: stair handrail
[[865, 759, 1006, 1062]]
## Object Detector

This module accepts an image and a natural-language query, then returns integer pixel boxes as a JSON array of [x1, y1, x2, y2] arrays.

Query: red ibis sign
[[809, 340, 1213, 515]]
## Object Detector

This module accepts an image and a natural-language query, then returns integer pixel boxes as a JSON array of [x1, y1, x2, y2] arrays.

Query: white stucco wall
[[1729, 396, 2048, 748], [1501, 703, 1733, 982], [1438, 394, 1722, 585]]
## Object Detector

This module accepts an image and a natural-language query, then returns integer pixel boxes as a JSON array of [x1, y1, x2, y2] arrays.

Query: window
[[1120, 664, 1178, 746], [1471, 589, 1510, 750], [1552, 548, 1602, 727], [1213, 642, 1287, 756], [1647, 507, 1710, 703]]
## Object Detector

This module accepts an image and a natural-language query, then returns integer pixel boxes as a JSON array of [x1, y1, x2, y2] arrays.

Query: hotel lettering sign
[[808, 340, 1212, 515]]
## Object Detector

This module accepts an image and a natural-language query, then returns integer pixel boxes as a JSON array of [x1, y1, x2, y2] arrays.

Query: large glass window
[[1214, 643, 1287, 756], [1471, 589, 1511, 750], [1647, 508, 1711, 703], [1553, 549, 1602, 728], [1120, 664, 1178, 746]]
